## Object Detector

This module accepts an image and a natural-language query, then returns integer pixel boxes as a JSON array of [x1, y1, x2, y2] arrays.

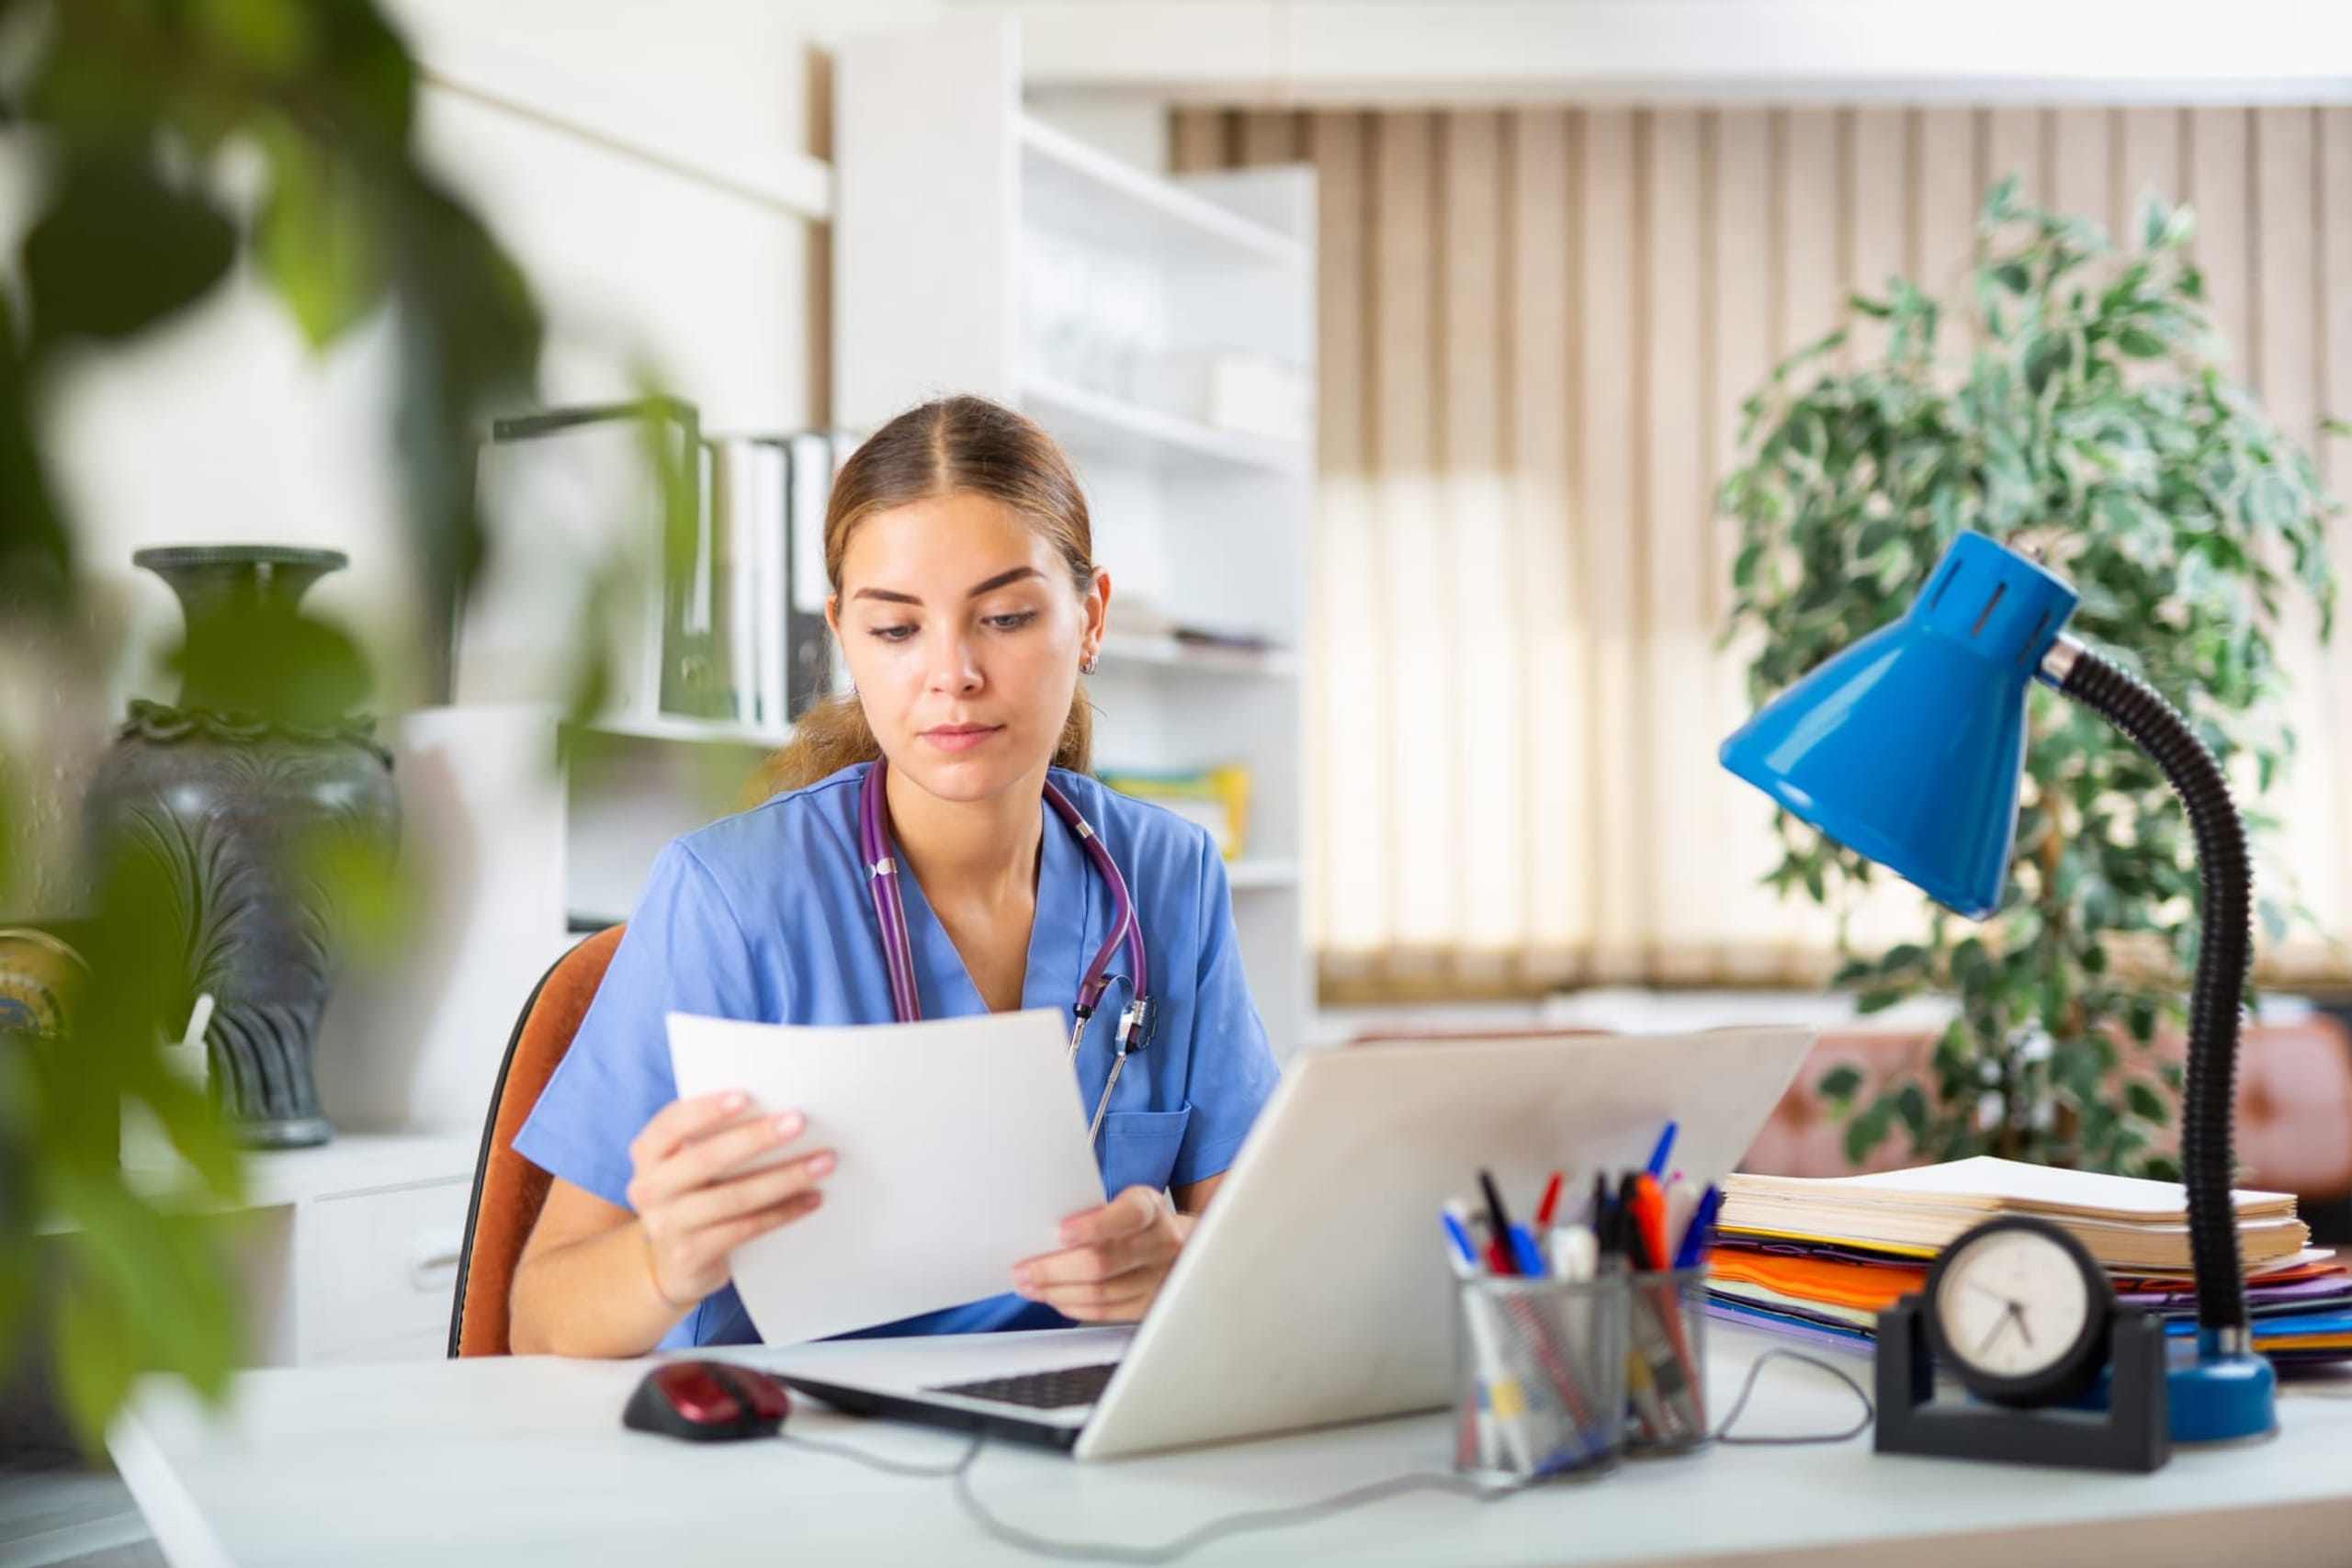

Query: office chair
[[448, 924, 626, 1357]]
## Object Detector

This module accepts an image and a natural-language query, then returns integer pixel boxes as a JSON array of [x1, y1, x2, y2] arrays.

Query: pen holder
[[1623, 1266, 1711, 1454], [1453, 1274, 1630, 1484]]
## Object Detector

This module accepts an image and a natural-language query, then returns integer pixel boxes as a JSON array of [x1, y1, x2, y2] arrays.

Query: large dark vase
[[83, 547, 400, 1148]]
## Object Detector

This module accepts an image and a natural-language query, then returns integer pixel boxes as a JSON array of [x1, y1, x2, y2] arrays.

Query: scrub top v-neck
[[513, 761, 1282, 1349]]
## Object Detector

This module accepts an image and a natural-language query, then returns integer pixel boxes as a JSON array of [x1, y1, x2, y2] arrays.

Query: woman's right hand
[[625, 1090, 835, 1312]]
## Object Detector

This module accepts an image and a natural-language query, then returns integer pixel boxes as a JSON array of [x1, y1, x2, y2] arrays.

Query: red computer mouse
[[623, 1359, 792, 1442]]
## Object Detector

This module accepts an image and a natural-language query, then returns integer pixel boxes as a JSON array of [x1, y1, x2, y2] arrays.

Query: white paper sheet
[[666, 1008, 1107, 1346]]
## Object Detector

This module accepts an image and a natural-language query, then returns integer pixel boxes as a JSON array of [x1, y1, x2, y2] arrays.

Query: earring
[[1080, 654, 1098, 675]]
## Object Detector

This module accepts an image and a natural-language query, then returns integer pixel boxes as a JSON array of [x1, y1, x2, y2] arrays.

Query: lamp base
[[2168, 1337, 2277, 1444]]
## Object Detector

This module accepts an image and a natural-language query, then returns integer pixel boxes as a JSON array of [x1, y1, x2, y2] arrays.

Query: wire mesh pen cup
[[1453, 1274, 1631, 1484], [1623, 1266, 1711, 1454]]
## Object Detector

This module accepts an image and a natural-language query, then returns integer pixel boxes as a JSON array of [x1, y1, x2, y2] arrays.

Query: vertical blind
[[1172, 106, 2352, 1000]]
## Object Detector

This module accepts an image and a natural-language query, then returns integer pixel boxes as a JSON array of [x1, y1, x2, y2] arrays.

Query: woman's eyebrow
[[852, 567, 1046, 605]]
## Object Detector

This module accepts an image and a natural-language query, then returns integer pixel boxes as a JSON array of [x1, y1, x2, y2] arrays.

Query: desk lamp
[[1720, 529, 2273, 1444]]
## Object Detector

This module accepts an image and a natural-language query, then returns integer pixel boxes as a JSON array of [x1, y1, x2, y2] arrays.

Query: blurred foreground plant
[[1, 0, 542, 1443]]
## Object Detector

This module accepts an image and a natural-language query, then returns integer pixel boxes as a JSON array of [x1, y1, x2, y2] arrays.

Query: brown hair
[[749, 396, 1096, 801]]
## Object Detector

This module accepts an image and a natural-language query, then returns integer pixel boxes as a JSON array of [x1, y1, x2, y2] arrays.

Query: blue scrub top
[[513, 761, 1282, 1349]]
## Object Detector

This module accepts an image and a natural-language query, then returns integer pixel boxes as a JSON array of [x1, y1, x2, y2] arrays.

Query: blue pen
[[1441, 1207, 1485, 1276], [1506, 1223, 1547, 1278], [1645, 1121, 1679, 1180], [1673, 1185, 1724, 1270]]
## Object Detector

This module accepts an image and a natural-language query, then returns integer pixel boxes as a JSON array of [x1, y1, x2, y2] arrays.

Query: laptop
[[766, 1027, 1814, 1461]]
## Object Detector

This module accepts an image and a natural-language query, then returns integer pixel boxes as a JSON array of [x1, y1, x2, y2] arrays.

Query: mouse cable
[[778, 1348, 1874, 1564], [1710, 1348, 1875, 1446]]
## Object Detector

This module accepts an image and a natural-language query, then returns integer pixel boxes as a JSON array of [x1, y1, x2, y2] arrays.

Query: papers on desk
[[1707, 1156, 2352, 1364], [667, 1009, 1104, 1346], [1719, 1156, 2307, 1270]]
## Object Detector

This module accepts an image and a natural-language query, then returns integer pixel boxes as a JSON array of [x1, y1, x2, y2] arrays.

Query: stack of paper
[[1706, 1157, 2352, 1365]]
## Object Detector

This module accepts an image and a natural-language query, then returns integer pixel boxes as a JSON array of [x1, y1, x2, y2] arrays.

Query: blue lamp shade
[[1719, 533, 2080, 920]]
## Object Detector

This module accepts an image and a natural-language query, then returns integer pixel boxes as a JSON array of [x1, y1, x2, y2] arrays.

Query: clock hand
[[1979, 1310, 2016, 1356], [1963, 1280, 2019, 1307], [2007, 1301, 2034, 1348]]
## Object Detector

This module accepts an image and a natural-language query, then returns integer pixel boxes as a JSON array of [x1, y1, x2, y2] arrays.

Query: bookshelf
[[835, 13, 1316, 1058]]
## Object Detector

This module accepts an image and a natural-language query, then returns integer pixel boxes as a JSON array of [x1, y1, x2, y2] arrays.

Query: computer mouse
[[622, 1359, 792, 1442]]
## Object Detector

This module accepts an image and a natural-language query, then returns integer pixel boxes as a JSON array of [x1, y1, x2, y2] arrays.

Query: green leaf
[[2117, 325, 2168, 358], [190, 0, 320, 76], [2124, 1078, 2172, 1126], [1982, 174, 2022, 224], [1845, 1101, 1894, 1167], [255, 121, 390, 349], [23, 155, 236, 345], [0, 292, 74, 607], [1894, 1083, 1928, 1141], [1817, 1064, 1864, 1103], [53, 1268, 136, 1453]]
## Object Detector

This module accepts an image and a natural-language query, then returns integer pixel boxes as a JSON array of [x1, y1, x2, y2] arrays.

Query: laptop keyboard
[[927, 1361, 1121, 1410]]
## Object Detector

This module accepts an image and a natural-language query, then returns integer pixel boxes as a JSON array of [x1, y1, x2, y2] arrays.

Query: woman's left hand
[[1012, 1186, 1193, 1323]]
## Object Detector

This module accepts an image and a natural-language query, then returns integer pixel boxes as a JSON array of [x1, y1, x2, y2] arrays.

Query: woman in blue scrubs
[[506, 396, 1281, 1357]]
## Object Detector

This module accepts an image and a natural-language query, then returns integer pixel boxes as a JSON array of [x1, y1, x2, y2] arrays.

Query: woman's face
[[828, 490, 1108, 805]]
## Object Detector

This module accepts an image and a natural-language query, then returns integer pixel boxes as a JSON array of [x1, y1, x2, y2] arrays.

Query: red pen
[[1629, 1173, 1671, 1273], [1532, 1171, 1565, 1230]]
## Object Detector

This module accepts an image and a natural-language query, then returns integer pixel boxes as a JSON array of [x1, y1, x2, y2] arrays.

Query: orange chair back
[[448, 925, 626, 1358]]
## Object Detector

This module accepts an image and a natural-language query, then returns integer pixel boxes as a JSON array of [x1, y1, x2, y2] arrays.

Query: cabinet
[[122, 1131, 481, 1367]]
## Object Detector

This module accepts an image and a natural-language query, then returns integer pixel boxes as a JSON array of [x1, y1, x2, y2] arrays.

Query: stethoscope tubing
[[858, 759, 1151, 1143]]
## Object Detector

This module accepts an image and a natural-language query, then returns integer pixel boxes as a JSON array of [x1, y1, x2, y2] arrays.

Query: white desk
[[110, 1325, 2352, 1568]]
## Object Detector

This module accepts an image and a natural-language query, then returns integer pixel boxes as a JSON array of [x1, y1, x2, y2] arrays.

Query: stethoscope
[[858, 758, 1157, 1144]]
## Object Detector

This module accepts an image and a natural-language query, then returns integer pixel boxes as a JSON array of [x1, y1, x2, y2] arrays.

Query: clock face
[[1933, 1224, 2095, 1383]]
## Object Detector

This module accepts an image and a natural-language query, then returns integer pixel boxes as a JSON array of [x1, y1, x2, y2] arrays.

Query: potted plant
[[1721, 177, 2339, 1178]]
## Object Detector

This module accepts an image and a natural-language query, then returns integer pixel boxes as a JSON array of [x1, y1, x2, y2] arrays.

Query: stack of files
[[710, 431, 842, 731], [1704, 1156, 2352, 1366]]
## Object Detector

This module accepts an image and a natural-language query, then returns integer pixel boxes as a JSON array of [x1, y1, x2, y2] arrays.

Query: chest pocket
[[1098, 1105, 1193, 1200]]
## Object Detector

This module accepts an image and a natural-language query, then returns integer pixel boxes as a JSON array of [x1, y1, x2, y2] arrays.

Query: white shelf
[[1226, 858, 1299, 892], [1096, 632, 1297, 678], [837, 13, 1313, 1059], [571, 714, 792, 749], [1020, 114, 1306, 270], [1022, 373, 1310, 477]]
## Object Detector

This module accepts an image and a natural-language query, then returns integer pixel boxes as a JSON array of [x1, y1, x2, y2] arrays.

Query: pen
[[1506, 1222, 1547, 1279], [1623, 1173, 1667, 1273], [1441, 1206, 1485, 1277], [1673, 1185, 1724, 1271], [1645, 1121, 1679, 1180], [1473, 1182, 1602, 1447], [1600, 1193, 1678, 1440], [1547, 1224, 1598, 1282], [1477, 1169, 1520, 1276], [1622, 1177, 1703, 1442], [1439, 1213, 1552, 1476], [1533, 1171, 1565, 1230], [1442, 1208, 1505, 1470]]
